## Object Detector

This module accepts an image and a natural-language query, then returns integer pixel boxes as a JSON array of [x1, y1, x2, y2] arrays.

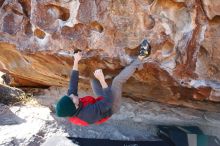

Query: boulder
[[0, 0, 220, 111], [0, 83, 25, 105]]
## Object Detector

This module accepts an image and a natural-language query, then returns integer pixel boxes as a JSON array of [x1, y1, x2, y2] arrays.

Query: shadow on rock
[[0, 103, 26, 125]]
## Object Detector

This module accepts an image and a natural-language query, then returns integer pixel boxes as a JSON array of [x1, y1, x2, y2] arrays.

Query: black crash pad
[[67, 137, 171, 146]]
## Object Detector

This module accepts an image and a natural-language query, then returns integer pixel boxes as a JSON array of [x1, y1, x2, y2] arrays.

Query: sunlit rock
[[0, 0, 220, 111]]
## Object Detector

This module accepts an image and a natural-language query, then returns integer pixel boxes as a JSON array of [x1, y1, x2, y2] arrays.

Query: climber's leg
[[111, 59, 143, 113], [111, 39, 151, 113]]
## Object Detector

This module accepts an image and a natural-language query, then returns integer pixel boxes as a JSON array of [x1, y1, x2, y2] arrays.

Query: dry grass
[[12, 93, 40, 106]]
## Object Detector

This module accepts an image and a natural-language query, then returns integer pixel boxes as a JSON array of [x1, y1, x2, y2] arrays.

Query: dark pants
[[91, 59, 142, 113]]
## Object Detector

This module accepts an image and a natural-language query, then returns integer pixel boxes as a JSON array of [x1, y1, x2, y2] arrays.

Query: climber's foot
[[139, 39, 151, 59]]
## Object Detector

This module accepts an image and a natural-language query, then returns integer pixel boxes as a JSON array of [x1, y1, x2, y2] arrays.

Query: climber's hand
[[94, 69, 105, 82], [72, 52, 82, 70], [73, 52, 82, 62], [94, 69, 108, 88]]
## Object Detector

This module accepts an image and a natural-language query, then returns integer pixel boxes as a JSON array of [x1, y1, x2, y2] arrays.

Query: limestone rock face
[[201, 0, 220, 19], [0, 0, 220, 111]]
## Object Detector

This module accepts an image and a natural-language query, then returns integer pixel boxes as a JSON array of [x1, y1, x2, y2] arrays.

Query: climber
[[55, 39, 151, 126]]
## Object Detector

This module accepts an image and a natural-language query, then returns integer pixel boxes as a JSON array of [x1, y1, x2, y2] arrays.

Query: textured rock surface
[[0, 0, 220, 111], [201, 0, 220, 19], [1, 87, 220, 145], [0, 83, 25, 105], [0, 103, 67, 146]]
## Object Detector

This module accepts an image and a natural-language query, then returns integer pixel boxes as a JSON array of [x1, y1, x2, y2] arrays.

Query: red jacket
[[68, 96, 111, 126]]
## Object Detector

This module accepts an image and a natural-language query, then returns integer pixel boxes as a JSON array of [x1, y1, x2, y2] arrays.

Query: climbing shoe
[[139, 39, 151, 58]]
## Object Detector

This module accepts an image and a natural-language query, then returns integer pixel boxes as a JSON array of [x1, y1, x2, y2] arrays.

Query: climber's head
[[55, 95, 80, 117]]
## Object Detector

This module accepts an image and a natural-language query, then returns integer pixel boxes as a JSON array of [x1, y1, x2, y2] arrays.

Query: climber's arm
[[94, 69, 113, 108], [67, 52, 82, 96]]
